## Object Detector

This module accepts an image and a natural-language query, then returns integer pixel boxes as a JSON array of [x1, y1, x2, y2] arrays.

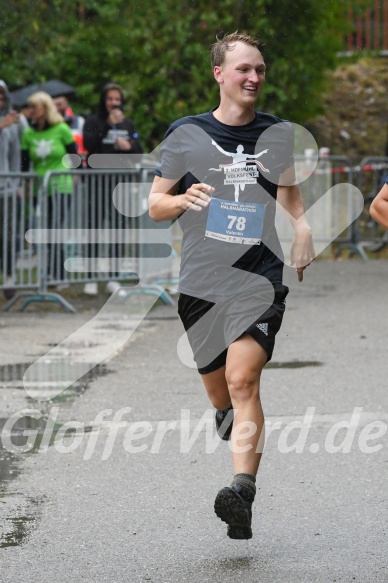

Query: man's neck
[[212, 103, 256, 126]]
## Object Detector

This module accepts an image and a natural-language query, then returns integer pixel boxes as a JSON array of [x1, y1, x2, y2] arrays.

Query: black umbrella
[[10, 80, 75, 108]]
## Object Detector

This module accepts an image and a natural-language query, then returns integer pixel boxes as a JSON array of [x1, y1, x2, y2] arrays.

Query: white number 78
[[227, 215, 237, 229], [227, 215, 246, 231]]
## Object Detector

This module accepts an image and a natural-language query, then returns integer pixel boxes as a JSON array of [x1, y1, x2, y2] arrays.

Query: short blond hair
[[28, 91, 64, 126], [211, 31, 264, 69]]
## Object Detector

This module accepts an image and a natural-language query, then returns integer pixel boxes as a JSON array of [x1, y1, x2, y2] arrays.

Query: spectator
[[370, 180, 388, 229], [82, 82, 142, 295], [0, 80, 27, 299], [21, 91, 77, 282], [53, 95, 87, 162], [83, 83, 142, 157]]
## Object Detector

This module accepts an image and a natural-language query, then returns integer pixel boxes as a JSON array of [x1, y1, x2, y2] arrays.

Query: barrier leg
[[335, 242, 369, 261], [2, 291, 76, 313]]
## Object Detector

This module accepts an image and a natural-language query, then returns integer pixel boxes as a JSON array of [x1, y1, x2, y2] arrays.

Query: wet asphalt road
[[0, 259, 388, 583]]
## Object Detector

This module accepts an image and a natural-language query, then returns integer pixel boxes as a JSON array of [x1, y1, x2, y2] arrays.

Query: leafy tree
[[0, 0, 362, 148]]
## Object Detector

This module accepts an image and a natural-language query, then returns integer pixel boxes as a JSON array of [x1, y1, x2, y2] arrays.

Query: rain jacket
[[0, 80, 26, 175], [0, 80, 30, 193]]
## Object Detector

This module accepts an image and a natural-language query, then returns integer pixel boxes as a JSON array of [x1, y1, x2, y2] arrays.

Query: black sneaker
[[215, 405, 234, 441], [214, 483, 253, 539]]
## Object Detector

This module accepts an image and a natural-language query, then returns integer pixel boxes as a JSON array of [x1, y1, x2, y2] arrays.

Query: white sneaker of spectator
[[84, 282, 98, 295], [106, 280, 121, 294]]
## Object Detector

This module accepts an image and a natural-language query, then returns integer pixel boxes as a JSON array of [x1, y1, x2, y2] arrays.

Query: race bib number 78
[[205, 197, 266, 245]]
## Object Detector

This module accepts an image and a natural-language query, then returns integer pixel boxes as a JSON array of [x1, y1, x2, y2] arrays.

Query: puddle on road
[[266, 360, 323, 369], [0, 448, 21, 484], [46, 341, 101, 349], [0, 361, 111, 400], [0, 497, 42, 549], [0, 361, 111, 547], [0, 432, 44, 547], [1, 514, 35, 548], [0, 412, 94, 461], [95, 320, 157, 331]]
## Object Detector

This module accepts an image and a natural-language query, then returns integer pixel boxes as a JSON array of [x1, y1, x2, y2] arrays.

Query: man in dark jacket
[[83, 83, 142, 157], [82, 83, 143, 294]]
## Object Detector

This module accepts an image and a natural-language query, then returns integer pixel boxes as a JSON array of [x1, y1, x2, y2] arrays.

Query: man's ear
[[213, 66, 223, 84]]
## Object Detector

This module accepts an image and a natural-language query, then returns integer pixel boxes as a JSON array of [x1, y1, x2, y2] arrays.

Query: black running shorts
[[178, 283, 289, 375]]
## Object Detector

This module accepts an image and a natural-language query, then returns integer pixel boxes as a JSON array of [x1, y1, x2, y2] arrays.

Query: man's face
[[53, 96, 68, 116], [214, 41, 266, 107], [105, 89, 122, 113]]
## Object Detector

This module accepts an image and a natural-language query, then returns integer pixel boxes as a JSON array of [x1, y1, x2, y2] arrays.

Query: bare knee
[[224, 334, 266, 405], [226, 371, 260, 403]]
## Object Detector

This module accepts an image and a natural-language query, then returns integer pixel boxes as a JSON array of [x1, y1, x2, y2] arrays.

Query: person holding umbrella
[[21, 91, 77, 281]]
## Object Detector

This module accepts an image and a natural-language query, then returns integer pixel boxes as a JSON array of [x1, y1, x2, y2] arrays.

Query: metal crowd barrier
[[0, 156, 385, 312], [276, 155, 355, 258], [0, 172, 42, 301], [302, 155, 355, 246], [335, 156, 388, 260], [1, 169, 175, 312]]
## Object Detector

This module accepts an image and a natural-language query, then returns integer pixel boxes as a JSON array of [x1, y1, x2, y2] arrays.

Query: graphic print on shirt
[[33, 138, 54, 160], [102, 128, 130, 146], [205, 139, 270, 245], [209, 140, 270, 202]]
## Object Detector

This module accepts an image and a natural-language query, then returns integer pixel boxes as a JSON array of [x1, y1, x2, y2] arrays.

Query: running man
[[149, 32, 314, 539]]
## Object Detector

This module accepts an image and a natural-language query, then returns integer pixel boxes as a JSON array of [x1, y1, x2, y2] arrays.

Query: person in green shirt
[[21, 91, 77, 281]]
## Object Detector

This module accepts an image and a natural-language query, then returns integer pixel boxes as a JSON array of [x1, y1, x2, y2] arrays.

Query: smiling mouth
[[243, 86, 258, 93]]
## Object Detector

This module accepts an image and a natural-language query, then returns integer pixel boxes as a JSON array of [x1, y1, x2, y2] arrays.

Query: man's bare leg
[[226, 334, 267, 474], [200, 365, 230, 410], [201, 334, 267, 539]]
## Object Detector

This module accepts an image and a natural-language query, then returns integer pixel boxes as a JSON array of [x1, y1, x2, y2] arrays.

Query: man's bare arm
[[370, 184, 388, 230], [149, 176, 213, 222], [277, 166, 315, 281]]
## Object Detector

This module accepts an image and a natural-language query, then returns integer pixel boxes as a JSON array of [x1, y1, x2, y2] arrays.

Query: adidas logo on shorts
[[256, 322, 269, 336]]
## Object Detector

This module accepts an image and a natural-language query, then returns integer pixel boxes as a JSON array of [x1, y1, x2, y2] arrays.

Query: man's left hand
[[115, 137, 132, 151], [290, 225, 315, 282]]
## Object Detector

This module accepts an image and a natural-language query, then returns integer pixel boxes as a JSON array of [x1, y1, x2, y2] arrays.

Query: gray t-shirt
[[155, 110, 294, 299]]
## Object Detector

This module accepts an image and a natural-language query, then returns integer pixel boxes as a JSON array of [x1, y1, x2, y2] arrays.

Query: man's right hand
[[108, 108, 125, 126], [181, 183, 214, 212], [0, 110, 20, 128], [149, 179, 214, 222]]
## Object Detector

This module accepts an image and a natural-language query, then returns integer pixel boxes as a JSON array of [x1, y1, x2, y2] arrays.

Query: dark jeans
[[0, 192, 19, 280], [85, 174, 127, 278], [43, 194, 72, 281]]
